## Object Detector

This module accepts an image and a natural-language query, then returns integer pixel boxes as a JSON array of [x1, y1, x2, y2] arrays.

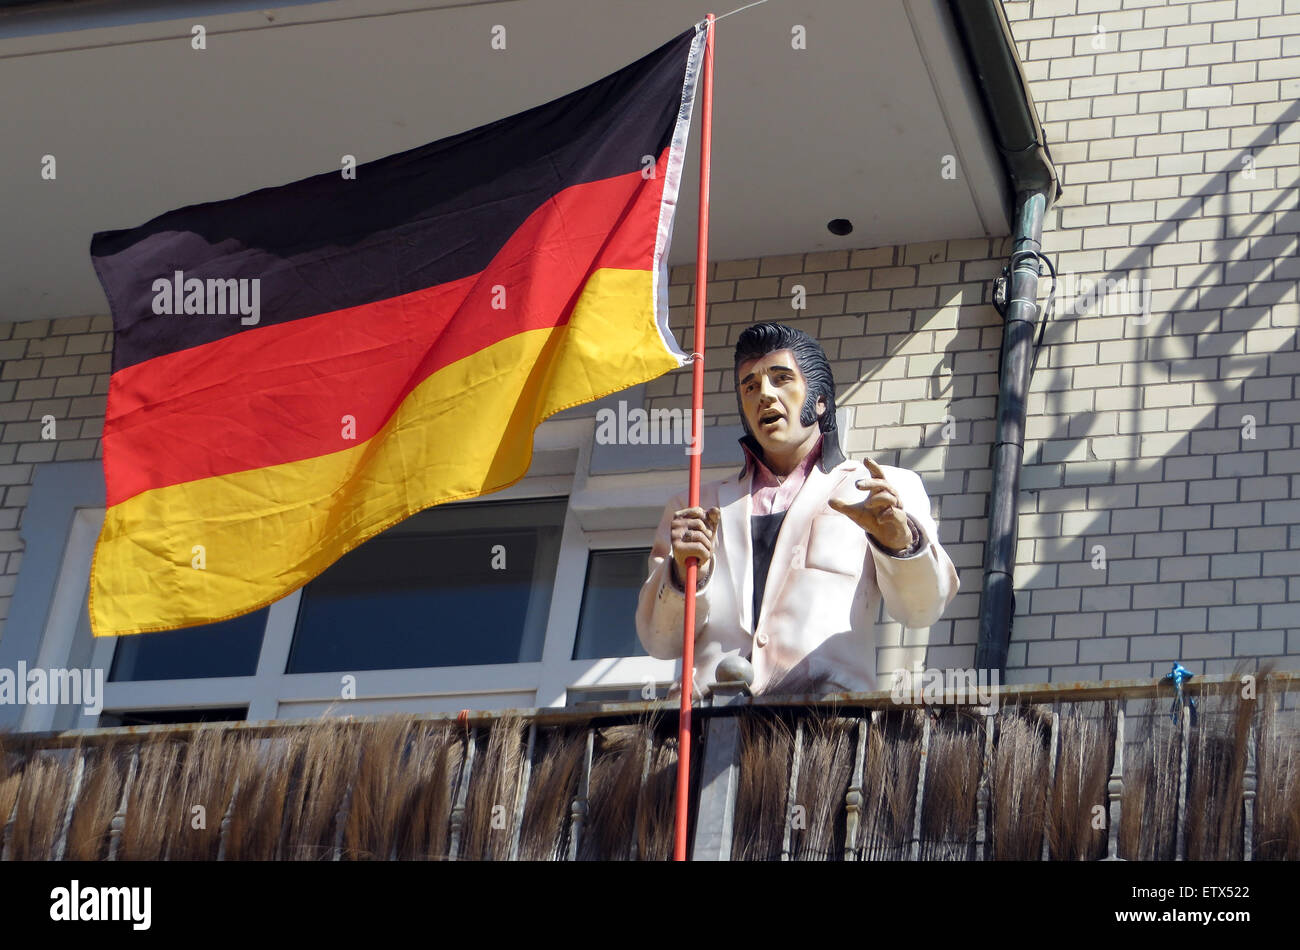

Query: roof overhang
[[0, 0, 1041, 323]]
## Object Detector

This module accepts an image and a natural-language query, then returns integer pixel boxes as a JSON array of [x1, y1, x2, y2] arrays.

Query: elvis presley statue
[[636, 322, 959, 696]]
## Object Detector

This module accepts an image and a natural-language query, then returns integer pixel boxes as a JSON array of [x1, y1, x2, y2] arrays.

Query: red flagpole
[[674, 12, 714, 863]]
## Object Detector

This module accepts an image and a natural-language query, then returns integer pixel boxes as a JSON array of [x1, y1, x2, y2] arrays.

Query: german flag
[[88, 25, 705, 636]]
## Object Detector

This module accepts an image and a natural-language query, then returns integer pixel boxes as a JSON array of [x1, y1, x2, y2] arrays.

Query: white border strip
[[650, 22, 707, 367]]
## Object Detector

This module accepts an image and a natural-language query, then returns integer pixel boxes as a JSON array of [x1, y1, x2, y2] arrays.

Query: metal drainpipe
[[943, 0, 1059, 674], [974, 188, 1049, 674]]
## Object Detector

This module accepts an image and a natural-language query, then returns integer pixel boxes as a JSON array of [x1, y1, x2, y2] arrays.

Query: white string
[[713, 0, 772, 24]]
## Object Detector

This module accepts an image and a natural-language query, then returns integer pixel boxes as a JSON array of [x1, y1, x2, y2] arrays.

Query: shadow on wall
[[855, 100, 1300, 677]]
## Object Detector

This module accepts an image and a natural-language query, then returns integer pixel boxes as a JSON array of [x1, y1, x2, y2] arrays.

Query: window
[[572, 548, 652, 660], [10, 425, 686, 729], [109, 610, 268, 682], [98, 707, 248, 727], [286, 498, 567, 673], [566, 685, 658, 707]]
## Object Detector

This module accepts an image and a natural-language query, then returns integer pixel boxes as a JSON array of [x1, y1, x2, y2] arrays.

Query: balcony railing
[[1, 672, 1296, 860]]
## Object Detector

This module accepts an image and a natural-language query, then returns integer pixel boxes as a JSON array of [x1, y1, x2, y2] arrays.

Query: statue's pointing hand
[[828, 457, 915, 554]]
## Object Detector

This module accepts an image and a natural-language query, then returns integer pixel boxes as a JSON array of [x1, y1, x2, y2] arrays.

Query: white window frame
[[33, 415, 709, 727]]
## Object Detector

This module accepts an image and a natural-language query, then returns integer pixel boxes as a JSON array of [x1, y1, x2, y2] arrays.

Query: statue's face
[[736, 348, 826, 461]]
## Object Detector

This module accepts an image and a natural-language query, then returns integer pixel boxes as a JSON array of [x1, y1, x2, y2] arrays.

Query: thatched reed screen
[[2, 673, 1296, 860]]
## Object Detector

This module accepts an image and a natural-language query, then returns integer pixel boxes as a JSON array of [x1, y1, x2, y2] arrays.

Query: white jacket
[[635, 457, 958, 695]]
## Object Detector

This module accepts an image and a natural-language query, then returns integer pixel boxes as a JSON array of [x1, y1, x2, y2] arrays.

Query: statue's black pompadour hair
[[732, 322, 837, 436]]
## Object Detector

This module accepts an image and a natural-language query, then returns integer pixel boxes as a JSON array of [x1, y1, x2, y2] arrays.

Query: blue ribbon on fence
[[1161, 662, 1197, 725]]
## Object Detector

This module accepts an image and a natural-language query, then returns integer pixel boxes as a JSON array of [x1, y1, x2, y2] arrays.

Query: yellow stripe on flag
[[90, 268, 679, 635]]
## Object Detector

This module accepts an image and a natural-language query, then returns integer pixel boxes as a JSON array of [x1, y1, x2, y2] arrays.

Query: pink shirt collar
[[742, 434, 824, 517]]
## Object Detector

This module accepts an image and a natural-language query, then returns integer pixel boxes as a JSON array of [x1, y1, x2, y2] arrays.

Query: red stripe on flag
[[103, 156, 669, 508]]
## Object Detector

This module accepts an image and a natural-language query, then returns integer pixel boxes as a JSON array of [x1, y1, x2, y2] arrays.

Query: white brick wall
[[644, 0, 1300, 684], [994, 0, 1300, 683], [0, 317, 110, 629]]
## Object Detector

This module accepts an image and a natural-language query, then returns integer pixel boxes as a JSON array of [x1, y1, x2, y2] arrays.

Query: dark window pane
[[99, 707, 247, 727], [287, 498, 566, 673], [566, 685, 653, 707], [572, 548, 651, 660], [108, 610, 267, 682]]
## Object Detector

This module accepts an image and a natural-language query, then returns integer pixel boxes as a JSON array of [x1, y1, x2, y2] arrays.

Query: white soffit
[[0, 0, 1011, 322]]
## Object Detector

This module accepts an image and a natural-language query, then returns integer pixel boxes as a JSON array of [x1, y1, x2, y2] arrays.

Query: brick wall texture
[[0, 0, 1297, 686], [0, 316, 110, 632], [646, 0, 1300, 683]]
